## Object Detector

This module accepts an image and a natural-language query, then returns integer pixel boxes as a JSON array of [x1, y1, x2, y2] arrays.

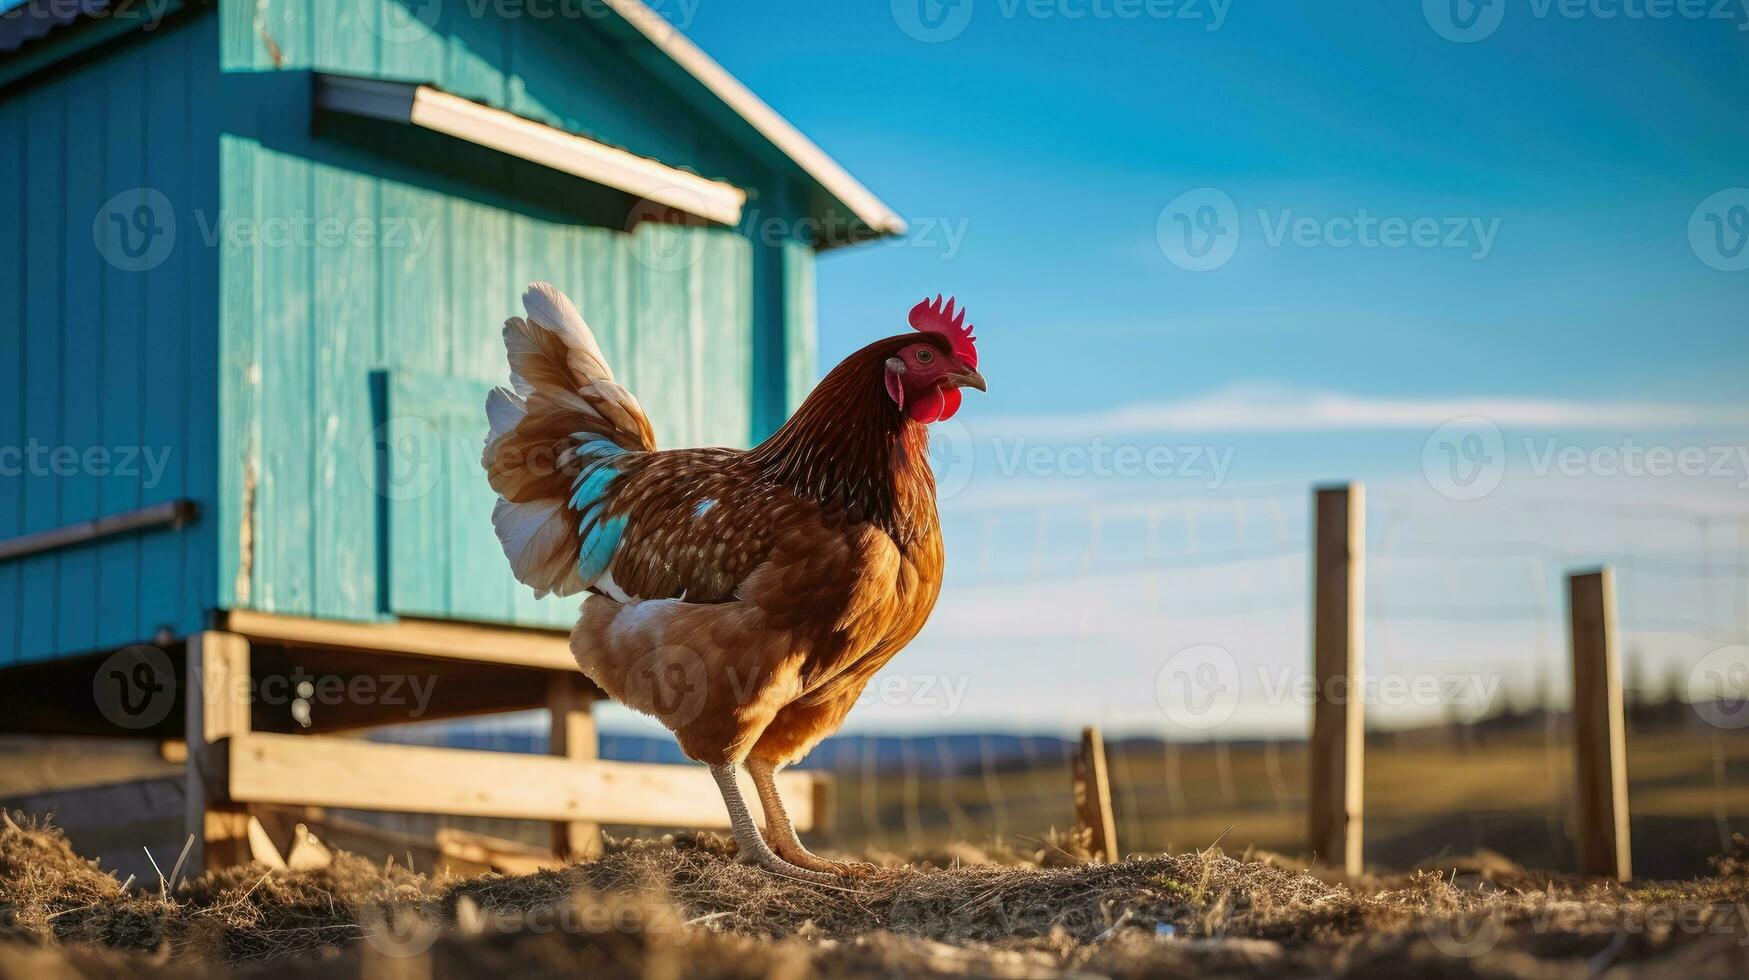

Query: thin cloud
[[978, 383, 1749, 437]]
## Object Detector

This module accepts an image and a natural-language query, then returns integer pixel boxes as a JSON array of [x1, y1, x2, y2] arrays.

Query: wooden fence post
[[1310, 483, 1365, 875], [185, 631, 253, 873], [549, 674, 605, 860], [1073, 726, 1118, 863], [1568, 568, 1632, 880]]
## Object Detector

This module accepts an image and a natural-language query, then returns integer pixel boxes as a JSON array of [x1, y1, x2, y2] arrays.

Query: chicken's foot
[[708, 764, 840, 885], [745, 757, 876, 877]]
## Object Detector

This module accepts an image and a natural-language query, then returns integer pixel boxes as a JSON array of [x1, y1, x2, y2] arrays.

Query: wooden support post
[[1073, 726, 1119, 863], [549, 673, 604, 860], [185, 630, 252, 873], [1310, 483, 1365, 876], [1568, 568, 1632, 881]]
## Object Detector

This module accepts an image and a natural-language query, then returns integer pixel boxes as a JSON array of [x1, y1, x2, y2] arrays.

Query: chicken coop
[[0, 0, 902, 870]]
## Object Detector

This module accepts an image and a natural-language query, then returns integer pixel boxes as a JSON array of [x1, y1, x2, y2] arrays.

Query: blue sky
[[587, 0, 1749, 740]]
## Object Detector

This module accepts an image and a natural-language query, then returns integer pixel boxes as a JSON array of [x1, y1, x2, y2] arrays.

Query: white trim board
[[314, 73, 748, 227], [599, 0, 907, 241]]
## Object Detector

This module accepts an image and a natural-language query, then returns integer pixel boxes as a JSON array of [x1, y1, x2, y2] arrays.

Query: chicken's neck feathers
[[746, 338, 937, 545]]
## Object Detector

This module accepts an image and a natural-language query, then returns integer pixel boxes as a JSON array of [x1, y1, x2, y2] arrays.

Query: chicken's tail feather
[[483, 282, 652, 598]]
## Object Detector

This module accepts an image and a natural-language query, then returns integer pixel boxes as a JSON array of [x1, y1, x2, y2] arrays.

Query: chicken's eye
[[914, 347, 934, 364]]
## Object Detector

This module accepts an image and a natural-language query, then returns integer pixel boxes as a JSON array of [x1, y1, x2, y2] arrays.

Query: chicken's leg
[[708, 764, 838, 884], [745, 758, 874, 877]]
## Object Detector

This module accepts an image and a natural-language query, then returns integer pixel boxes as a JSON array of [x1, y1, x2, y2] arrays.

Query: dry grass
[[4, 813, 1749, 978]]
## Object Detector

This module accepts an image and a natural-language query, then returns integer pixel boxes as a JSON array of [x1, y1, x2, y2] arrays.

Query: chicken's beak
[[949, 366, 987, 392]]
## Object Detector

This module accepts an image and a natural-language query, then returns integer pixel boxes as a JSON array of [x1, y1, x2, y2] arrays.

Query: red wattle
[[906, 387, 957, 423]]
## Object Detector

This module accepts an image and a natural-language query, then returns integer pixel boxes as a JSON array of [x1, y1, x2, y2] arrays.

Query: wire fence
[[368, 485, 1749, 877]]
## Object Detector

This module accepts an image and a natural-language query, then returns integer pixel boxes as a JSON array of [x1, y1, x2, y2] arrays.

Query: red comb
[[908, 295, 978, 368]]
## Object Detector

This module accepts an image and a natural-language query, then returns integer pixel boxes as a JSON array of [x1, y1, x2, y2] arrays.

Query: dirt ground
[[3, 813, 1748, 979]]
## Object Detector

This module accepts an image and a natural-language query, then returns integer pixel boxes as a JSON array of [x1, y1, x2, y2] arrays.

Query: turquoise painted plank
[[19, 86, 64, 660], [96, 44, 149, 646], [181, 13, 222, 634], [444, 197, 514, 624], [630, 223, 696, 447], [508, 211, 577, 626], [312, 161, 380, 621], [137, 23, 193, 638], [378, 179, 453, 618], [0, 102, 23, 666], [215, 134, 258, 612], [444, 4, 508, 106], [695, 230, 753, 449], [253, 147, 315, 614], [781, 237, 818, 420], [383, 372, 498, 620], [373, 0, 445, 83], [56, 70, 105, 657]]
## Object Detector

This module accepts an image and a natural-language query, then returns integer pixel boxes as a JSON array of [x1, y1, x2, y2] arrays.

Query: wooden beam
[[185, 631, 252, 873], [0, 499, 196, 563], [314, 74, 748, 225], [549, 674, 604, 859], [1072, 726, 1118, 863], [1568, 568, 1632, 880], [221, 733, 824, 830], [1310, 483, 1365, 876], [221, 609, 581, 674]]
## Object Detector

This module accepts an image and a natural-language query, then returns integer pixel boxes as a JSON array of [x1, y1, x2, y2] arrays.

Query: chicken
[[482, 282, 984, 881]]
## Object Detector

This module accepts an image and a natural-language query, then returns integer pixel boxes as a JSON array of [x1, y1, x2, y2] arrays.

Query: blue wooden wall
[[211, 0, 820, 628], [0, 1, 824, 661], [0, 14, 222, 666]]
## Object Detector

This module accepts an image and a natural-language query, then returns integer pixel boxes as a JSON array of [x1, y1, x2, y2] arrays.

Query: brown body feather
[[570, 334, 952, 767]]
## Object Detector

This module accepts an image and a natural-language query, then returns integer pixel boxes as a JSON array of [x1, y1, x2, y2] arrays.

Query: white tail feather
[[491, 498, 583, 598], [523, 281, 614, 384]]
